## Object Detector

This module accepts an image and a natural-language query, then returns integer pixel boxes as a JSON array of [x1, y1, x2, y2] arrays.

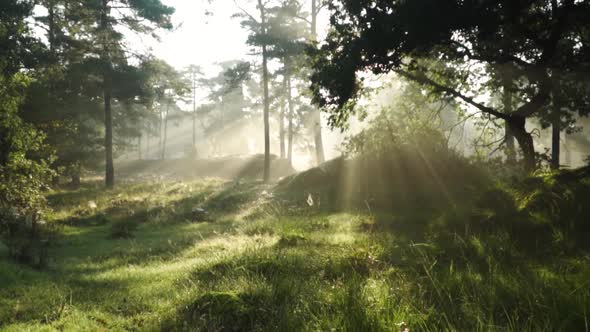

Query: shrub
[[0, 73, 54, 266]]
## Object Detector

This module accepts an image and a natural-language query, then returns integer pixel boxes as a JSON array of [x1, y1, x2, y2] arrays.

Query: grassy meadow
[[1, 174, 589, 331]]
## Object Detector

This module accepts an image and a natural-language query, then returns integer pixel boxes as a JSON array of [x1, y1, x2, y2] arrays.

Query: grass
[[1, 175, 589, 331]]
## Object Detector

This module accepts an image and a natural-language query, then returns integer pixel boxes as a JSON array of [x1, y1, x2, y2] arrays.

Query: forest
[[1, 0, 590, 331]]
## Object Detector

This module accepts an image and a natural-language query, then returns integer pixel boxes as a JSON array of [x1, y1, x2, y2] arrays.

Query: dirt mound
[[276, 157, 349, 192], [276, 153, 490, 211], [116, 154, 296, 181]]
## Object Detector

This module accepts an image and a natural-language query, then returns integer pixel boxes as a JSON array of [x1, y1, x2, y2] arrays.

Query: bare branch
[[232, 0, 259, 24], [395, 69, 509, 120]]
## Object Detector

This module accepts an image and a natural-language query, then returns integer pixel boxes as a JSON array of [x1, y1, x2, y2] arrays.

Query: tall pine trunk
[[146, 122, 150, 159], [101, 0, 114, 188], [138, 133, 142, 160], [192, 71, 197, 156], [158, 104, 163, 157], [259, 0, 271, 182], [551, 109, 561, 170], [161, 101, 169, 160], [286, 68, 294, 165], [279, 68, 287, 159], [311, 0, 325, 165], [564, 134, 571, 166], [550, 0, 560, 170]]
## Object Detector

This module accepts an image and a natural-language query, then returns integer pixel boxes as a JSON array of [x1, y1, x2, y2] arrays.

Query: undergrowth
[[0, 169, 589, 331]]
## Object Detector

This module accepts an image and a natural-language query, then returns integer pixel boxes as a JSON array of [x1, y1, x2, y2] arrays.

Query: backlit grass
[[1, 177, 589, 331]]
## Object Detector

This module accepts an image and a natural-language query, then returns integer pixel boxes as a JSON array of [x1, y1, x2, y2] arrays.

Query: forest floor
[[1, 177, 589, 331]]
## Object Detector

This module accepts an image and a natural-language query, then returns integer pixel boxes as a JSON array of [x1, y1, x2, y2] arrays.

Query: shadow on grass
[[162, 232, 388, 331]]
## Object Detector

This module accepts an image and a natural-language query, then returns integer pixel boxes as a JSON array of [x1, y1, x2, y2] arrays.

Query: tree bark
[[146, 122, 150, 159], [101, 0, 114, 188], [161, 101, 169, 160], [280, 68, 287, 159], [192, 70, 197, 152], [286, 68, 294, 166], [502, 75, 516, 164], [279, 109, 286, 159], [138, 133, 142, 160], [71, 163, 81, 188], [47, 0, 56, 56], [508, 116, 536, 171], [505, 122, 516, 164], [311, 0, 325, 165], [158, 106, 163, 158], [551, 109, 561, 170], [564, 134, 571, 166], [259, 0, 271, 182], [550, 0, 561, 170]]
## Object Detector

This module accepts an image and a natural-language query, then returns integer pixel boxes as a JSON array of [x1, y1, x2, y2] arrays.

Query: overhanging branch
[[395, 69, 509, 120]]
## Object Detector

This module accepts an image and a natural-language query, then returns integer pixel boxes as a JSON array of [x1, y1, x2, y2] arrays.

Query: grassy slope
[[1, 178, 589, 331]]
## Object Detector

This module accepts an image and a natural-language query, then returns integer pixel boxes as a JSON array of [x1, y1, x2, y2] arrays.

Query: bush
[[0, 72, 54, 266], [0, 209, 53, 267]]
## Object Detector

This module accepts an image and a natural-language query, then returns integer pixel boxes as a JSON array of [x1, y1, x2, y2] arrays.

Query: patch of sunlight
[[533, 266, 560, 283], [363, 278, 391, 308], [320, 232, 357, 245], [189, 233, 279, 254], [328, 213, 368, 228], [86, 234, 278, 282], [234, 193, 271, 222], [469, 236, 486, 257]]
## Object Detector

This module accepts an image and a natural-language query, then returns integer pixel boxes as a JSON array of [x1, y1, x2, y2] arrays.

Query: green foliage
[[278, 83, 490, 212], [0, 72, 54, 266], [311, 0, 589, 170]]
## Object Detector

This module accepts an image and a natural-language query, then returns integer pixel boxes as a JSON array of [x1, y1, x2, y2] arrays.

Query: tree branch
[[395, 69, 509, 120], [232, 0, 259, 24]]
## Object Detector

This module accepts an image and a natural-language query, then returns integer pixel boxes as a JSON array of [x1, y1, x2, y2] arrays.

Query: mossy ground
[[1, 176, 589, 331]]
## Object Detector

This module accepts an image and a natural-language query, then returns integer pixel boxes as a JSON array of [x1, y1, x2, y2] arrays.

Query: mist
[[2, 1, 590, 331]]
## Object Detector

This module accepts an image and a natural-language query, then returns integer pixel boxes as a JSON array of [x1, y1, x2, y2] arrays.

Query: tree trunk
[[259, 0, 271, 183], [279, 111, 286, 159], [502, 77, 516, 164], [71, 164, 81, 188], [279, 69, 287, 159], [101, 0, 114, 188], [286, 69, 294, 166], [146, 123, 150, 159], [138, 133, 142, 160], [505, 122, 516, 164], [551, 110, 560, 170], [564, 134, 571, 166], [159, 104, 163, 158], [550, 64, 561, 170], [103, 74, 114, 188], [48, 0, 56, 56], [508, 116, 536, 171], [161, 101, 169, 160], [311, 0, 325, 165], [313, 110, 325, 165], [192, 71, 197, 151]]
